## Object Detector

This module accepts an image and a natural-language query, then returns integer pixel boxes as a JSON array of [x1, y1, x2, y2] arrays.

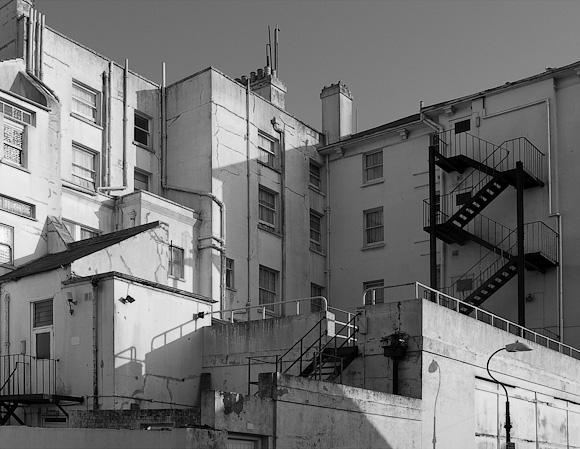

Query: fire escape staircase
[[424, 132, 558, 312], [277, 314, 359, 383]]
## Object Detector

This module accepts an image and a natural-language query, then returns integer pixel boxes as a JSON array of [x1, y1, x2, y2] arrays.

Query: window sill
[[309, 243, 326, 256], [308, 185, 325, 196], [257, 160, 281, 173], [361, 242, 386, 251], [168, 275, 185, 281], [133, 141, 155, 153], [0, 159, 30, 173], [62, 180, 98, 196], [226, 287, 237, 292], [70, 113, 103, 129], [258, 223, 282, 237], [362, 178, 384, 188]]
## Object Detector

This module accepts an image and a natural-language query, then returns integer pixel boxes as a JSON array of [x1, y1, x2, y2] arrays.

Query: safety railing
[[524, 221, 558, 265], [497, 137, 544, 183], [0, 354, 58, 396], [415, 282, 580, 359], [435, 131, 508, 169]]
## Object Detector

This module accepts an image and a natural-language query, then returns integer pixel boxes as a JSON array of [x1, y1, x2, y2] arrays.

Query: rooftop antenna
[[267, 26, 272, 68], [274, 24, 280, 75]]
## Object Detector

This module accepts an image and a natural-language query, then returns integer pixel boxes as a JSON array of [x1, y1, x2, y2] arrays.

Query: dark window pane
[[36, 332, 50, 359]]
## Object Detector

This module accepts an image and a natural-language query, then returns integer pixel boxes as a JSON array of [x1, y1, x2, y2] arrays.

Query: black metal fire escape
[[425, 131, 558, 326]]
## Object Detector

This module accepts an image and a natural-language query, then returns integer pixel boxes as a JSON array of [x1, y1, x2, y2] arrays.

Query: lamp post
[[428, 360, 441, 449], [486, 341, 533, 449]]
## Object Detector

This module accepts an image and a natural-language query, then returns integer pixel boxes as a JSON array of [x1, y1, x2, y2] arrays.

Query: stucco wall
[[0, 426, 227, 449], [201, 374, 422, 449]]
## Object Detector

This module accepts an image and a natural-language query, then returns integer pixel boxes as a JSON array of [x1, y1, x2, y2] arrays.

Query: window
[[364, 150, 383, 183], [257, 133, 278, 170], [226, 258, 235, 289], [311, 283, 324, 312], [364, 280, 384, 305], [134, 112, 151, 147], [72, 81, 99, 123], [33, 299, 53, 359], [71, 144, 97, 190], [0, 224, 13, 265], [169, 245, 184, 279], [134, 169, 149, 191], [1, 100, 33, 125], [309, 161, 321, 189], [310, 211, 323, 252], [0, 194, 34, 219], [259, 265, 278, 312], [364, 207, 384, 246], [454, 119, 470, 134], [3, 119, 24, 165], [63, 220, 100, 241], [258, 186, 278, 231]]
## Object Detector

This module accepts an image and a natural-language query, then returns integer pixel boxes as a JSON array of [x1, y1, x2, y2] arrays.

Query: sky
[[34, 0, 580, 132]]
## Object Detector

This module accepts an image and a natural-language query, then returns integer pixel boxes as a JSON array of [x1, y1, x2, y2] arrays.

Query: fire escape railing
[[0, 354, 58, 397]]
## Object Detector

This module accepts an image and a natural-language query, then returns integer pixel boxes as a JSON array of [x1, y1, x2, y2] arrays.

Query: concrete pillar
[[320, 82, 353, 145]]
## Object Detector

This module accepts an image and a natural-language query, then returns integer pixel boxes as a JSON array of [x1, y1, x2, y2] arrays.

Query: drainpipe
[[325, 154, 331, 300], [34, 12, 41, 78], [91, 278, 99, 410], [272, 118, 286, 307], [161, 63, 167, 186], [246, 79, 252, 314], [99, 59, 129, 193], [2, 289, 9, 355], [546, 95, 564, 340], [162, 185, 226, 310]]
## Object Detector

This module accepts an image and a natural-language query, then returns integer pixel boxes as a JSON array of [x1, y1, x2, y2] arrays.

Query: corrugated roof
[[0, 221, 161, 283]]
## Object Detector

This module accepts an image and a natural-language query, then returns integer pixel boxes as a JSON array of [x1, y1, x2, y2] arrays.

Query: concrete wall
[[202, 312, 328, 394], [0, 426, 227, 449], [201, 374, 422, 449]]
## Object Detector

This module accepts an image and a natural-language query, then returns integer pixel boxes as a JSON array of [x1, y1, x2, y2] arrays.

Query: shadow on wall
[[114, 316, 205, 409]]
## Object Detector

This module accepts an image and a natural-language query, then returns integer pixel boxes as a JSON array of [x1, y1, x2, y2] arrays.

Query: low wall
[[0, 426, 227, 449], [69, 408, 200, 429], [201, 373, 422, 449]]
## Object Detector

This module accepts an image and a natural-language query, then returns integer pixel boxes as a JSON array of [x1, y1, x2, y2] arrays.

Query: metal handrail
[[0, 354, 58, 396], [210, 296, 330, 322], [415, 282, 580, 359]]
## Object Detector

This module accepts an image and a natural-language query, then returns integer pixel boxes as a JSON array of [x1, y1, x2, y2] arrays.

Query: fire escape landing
[[424, 131, 558, 320]]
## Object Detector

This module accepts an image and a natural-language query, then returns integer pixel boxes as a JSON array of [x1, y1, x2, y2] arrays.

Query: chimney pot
[[250, 71, 257, 82]]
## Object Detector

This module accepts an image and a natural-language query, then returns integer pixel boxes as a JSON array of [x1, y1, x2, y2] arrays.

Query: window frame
[[309, 210, 324, 253], [169, 244, 185, 280], [363, 149, 383, 183], [134, 111, 152, 148], [226, 258, 235, 290], [0, 194, 35, 219], [71, 80, 100, 124], [309, 160, 322, 190], [2, 118, 26, 167], [454, 118, 471, 134], [363, 207, 384, 247], [63, 220, 100, 241], [71, 143, 98, 191], [257, 132, 279, 171], [363, 280, 385, 305], [310, 283, 324, 312], [32, 299, 54, 360], [259, 265, 278, 313], [134, 169, 150, 192], [0, 223, 14, 266], [258, 185, 278, 232]]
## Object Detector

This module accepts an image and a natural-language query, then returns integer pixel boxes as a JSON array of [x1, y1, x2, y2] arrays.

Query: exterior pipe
[[546, 95, 564, 341], [39, 13, 44, 80], [2, 289, 9, 355], [34, 12, 41, 78], [272, 118, 286, 309], [161, 63, 167, 186], [92, 278, 99, 409], [325, 154, 331, 300], [246, 79, 252, 315], [162, 184, 226, 310], [122, 59, 128, 187]]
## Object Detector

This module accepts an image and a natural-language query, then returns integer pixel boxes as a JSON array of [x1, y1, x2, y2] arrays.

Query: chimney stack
[[239, 66, 287, 109], [320, 82, 353, 145]]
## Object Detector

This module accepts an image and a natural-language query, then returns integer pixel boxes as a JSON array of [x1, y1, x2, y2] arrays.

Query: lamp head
[[505, 341, 533, 353]]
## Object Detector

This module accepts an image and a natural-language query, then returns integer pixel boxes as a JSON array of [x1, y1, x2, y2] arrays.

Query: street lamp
[[486, 341, 533, 449]]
